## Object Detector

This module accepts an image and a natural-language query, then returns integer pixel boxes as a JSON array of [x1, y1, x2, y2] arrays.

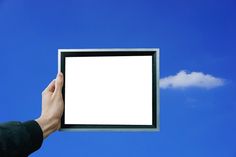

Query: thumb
[[55, 72, 64, 94]]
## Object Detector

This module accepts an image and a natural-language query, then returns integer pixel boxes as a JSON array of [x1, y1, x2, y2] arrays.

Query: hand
[[36, 72, 64, 138]]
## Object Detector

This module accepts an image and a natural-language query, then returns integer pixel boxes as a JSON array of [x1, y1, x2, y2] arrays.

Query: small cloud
[[160, 70, 224, 89]]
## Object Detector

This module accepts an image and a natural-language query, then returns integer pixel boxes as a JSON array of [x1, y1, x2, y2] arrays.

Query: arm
[[0, 121, 43, 156], [0, 72, 64, 156]]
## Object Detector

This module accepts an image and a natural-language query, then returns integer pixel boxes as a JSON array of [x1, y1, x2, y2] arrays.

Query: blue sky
[[0, 0, 236, 156]]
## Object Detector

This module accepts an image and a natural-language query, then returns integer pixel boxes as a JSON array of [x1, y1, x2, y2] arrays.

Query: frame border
[[58, 48, 160, 131]]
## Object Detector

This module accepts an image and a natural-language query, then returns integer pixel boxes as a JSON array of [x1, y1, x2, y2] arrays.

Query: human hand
[[36, 72, 64, 138]]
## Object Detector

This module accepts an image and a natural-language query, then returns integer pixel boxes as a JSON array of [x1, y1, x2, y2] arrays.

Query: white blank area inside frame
[[64, 56, 153, 125]]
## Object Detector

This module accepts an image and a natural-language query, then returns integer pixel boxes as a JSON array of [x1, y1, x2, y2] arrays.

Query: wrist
[[36, 116, 60, 138]]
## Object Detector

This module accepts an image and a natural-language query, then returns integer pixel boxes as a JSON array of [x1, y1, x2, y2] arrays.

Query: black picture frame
[[58, 49, 160, 131]]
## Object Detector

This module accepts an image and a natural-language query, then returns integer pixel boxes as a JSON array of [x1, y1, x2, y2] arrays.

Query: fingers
[[55, 72, 64, 94], [43, 79, 56, 94]]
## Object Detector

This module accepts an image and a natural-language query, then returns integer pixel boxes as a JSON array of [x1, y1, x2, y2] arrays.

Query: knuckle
[[58, 78, 63, 84], [57, 80, 63, 87]]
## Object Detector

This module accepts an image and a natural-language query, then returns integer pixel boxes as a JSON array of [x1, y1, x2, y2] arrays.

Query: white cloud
[[160, 70, 224, 89]]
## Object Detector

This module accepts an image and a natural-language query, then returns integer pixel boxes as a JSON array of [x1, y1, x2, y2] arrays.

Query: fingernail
[[58, 72, 63, 77]]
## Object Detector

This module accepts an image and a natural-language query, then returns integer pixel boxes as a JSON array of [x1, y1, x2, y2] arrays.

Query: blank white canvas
[[65, 56, 153, 125]]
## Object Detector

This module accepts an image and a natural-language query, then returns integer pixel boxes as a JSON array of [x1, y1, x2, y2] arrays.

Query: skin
[[36, 72, 64, 138]]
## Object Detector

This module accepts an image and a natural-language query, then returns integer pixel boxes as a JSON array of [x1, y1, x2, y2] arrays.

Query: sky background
[[0, 0, 236, 156]]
